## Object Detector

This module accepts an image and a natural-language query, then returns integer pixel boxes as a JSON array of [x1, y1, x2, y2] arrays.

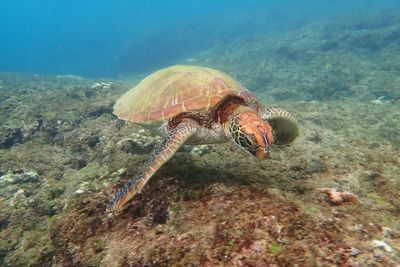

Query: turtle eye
[[241, 134, 258, 151], [230, 116, 260, 154], [245, 135, 255, 146]]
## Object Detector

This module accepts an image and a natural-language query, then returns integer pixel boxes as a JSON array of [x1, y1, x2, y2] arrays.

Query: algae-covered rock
[[116, 129, 158, 155], [0, 127, 23, 149], [0, 171, 39, 188]]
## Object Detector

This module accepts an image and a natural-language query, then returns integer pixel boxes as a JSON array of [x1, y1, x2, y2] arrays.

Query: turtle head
[[229, 111, 274, 159]]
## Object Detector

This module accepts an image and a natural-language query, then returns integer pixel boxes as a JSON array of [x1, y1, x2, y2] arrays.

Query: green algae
[[269, 243, 284, 255], [367, 192, 395, 210], [79, 162, 102, 177], [306, 206, 319, 214]]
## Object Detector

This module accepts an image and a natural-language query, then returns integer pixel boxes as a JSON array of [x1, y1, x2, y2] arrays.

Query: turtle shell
[[113, 65, 258, 124]]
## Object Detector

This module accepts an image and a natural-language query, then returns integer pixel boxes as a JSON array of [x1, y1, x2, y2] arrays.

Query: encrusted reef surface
[[1, 9, 400, 267]]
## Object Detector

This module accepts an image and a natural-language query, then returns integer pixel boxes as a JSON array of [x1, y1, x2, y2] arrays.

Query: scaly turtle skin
[[108, 65, 299, 210]]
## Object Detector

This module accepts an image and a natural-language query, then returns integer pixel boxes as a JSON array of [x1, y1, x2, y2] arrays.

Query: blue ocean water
[[0, 0, 399, 78]]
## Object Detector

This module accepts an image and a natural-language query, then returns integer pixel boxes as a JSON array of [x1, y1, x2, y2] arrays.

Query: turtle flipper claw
[[107, 121, 196, 211]]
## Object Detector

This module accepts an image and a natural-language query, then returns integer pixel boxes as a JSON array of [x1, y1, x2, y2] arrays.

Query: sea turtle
[[108, 65, 299, 210]]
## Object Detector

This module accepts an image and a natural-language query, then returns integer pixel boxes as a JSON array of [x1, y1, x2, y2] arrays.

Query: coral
[[317, 188, 360, 205]]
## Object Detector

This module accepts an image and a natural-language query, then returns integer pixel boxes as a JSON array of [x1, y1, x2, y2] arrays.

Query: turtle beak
[[256, 147, 270, 159], [255, 125, 272, 159]]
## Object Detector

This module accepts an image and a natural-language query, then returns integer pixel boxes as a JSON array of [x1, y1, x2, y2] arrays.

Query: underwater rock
[[348, 32, 386, 51], [91, 82, 113, 90], [371, 240, 393, 253], [319, 40, 340, 52], [47, 186, 65, 200], [60, 129, 101, 156], [350, 247, 361, 257], [370, 96, 390, 104], [26, 196, 62, 216], [22, 116, 43, 140], [189, 145, 211, 156], [66, 157, 88, 170], [380, 226, 393, 238], [0, 118, 43, 149], [79, 132, 101, 148], [117, 130, 156, 154], [0, 214, 9, 230], [86, 104, 113, 118], [40, 119, 60, 139], [117, 138, 154, 154], [110, 168, 126, 179], [75, 182, 89, 195], [0, 171, 39, 188], [275, 46, 301, 60], [42, 118, 80, 139], [307, 132, 323, 144], [9, 189, 26, 207], [0, 127, 23, 149], [85, 135, 100, 148]]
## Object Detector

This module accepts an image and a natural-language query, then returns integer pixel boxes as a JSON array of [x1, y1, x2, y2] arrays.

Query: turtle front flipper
[[107, 121, 197, 211], [258, 107, 299, 145]]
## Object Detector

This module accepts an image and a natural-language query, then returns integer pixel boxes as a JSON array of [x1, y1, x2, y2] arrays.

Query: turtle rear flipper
[[107, 120, 197, 211], [259, 107, 299, 145]]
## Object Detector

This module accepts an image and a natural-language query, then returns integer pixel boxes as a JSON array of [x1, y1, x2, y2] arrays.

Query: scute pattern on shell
[[113, 65, 256, 123]]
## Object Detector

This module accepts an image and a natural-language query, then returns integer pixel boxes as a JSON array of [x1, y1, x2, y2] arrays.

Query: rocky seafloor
[[1, 9, 400, 267]]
